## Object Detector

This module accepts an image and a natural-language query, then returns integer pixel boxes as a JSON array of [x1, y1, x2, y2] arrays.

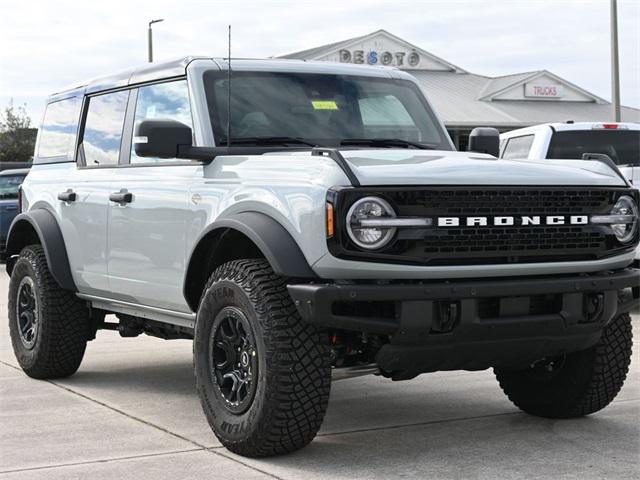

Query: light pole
[[610, 0, 621, 121], [148, 19, 164, 63]]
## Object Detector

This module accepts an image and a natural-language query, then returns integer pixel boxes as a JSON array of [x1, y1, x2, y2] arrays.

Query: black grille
[[329, 187, 637, 266], [393, 189, 611, 216]]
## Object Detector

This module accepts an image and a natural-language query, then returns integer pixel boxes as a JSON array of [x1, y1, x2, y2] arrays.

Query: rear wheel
[[194, 259, 331, 457], [8, 245, 90, 379], [495, 312, 633, 418]]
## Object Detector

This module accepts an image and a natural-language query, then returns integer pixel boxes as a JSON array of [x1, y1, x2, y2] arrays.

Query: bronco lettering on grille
[[436, 215, 589, 227]]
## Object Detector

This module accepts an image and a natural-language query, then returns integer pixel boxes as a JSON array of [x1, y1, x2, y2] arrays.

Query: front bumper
[[288, 268, 639, 374]]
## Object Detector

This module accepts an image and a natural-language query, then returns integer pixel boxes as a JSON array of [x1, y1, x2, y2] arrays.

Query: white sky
[[1, 0, 638, 124]]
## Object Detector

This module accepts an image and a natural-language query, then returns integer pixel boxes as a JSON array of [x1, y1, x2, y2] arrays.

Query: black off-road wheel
[[495, 312, 633, 418], [8, 245, 90, 379], [194, 259, 331, 457]]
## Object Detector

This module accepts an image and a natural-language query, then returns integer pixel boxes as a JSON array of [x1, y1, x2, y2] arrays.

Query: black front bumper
[[288, 268, 639, 374]]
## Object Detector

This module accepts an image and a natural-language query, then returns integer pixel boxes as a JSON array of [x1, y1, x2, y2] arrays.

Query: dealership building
[[278, 30, 640, 149]]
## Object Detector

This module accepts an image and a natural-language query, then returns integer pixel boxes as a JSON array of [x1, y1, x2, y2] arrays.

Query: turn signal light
[[326, 202, 334, 238]]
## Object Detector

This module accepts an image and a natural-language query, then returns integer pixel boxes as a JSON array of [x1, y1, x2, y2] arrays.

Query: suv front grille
[[328, 187, 636, 266]]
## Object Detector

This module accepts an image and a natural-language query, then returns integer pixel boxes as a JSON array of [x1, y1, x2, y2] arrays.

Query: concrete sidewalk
[[0, 271, 638, 479]]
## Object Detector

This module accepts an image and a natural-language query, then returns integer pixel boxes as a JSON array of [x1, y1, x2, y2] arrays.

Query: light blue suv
[[5, 57, 639, 457]]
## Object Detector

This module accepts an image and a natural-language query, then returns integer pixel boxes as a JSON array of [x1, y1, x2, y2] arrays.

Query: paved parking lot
[[0, 270, 638, 479]]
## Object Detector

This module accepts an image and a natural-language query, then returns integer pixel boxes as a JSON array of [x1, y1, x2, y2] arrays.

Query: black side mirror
[[468, 127, 500, 157], [134, 119, 193, 158]]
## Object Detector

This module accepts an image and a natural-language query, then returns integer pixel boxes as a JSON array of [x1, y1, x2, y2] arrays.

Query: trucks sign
[[524, 83, 564, 98]]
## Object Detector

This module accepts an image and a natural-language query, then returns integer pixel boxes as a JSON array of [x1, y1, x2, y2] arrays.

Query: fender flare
[[183, 212, 316, 309], [5, 210, 77, 291]]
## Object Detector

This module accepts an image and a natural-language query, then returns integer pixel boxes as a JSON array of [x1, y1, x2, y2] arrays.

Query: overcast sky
[[1, 0, 638, 124]]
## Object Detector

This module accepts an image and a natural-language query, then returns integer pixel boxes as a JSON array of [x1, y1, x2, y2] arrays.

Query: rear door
[[58, 90, 129, 295], [107, 79, 197, 312]]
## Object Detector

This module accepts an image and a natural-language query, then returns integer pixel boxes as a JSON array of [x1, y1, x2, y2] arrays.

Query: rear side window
[[81, 91, 129, 166], [37, 97, 81, 161], [502, 135, 534, 159], [130, 80, 192, 164]]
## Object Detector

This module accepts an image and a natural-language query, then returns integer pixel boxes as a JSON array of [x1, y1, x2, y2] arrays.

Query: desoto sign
[[524, 83, 564, 98], [339, 49, 421, 67]]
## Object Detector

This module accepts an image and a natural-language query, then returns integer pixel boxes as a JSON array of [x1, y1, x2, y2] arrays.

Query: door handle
[[58, 190, 77, 202], [109, 190, 133, 204]]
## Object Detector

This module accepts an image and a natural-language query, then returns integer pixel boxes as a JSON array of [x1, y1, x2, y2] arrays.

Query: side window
[[502, 135, 534, 160], [130, 80, 192, 164], [82, 91, 129, 166], [37, 97, 81, 161]]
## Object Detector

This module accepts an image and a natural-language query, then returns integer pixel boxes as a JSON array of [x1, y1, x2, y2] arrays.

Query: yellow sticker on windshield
[[311, 100, 339, 110]]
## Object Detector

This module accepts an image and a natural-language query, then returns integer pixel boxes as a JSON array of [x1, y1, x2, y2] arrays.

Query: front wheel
[[495, 312, 633, 418], [194, 259, 332, 457]]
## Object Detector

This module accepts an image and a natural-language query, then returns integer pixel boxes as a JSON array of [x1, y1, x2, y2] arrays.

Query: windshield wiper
[[218, 136, 318, 147], [340, 138, 436, 150]]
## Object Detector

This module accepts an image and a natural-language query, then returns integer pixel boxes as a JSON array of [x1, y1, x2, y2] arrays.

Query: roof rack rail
[[311, 147, 360, 186]]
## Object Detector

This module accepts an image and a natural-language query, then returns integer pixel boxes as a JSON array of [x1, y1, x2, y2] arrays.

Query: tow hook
[[432, 301, 460, 333], [583, 293, 604, 323]]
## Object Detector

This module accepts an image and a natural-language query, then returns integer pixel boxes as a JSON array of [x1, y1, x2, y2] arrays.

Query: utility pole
[[148, 19, 164, 63], [610, 0, 621, 121]]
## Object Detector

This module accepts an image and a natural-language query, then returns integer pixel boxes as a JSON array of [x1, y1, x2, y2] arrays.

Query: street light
[[148, 19, 164, 63]]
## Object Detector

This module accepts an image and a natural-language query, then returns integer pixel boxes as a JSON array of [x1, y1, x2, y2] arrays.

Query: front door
[[107, 80, 197, 312]]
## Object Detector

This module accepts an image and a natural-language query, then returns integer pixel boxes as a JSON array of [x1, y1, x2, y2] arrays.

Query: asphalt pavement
[[0, 271, 638, 479]]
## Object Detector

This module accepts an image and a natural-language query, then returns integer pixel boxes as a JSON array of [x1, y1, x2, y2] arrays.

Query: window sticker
[[311, 100, 339, 110]]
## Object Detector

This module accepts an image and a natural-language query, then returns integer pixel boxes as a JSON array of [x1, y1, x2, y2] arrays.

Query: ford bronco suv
[[5, 58, 640, 458]]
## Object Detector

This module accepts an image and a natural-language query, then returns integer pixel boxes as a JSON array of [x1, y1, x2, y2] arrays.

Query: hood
[[340, 150, 627, 187]]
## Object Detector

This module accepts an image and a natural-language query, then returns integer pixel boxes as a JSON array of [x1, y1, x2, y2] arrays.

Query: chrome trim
[[590, 214, 636, 224], [357, 217, 433, 227], [76, 293, 195, 329]]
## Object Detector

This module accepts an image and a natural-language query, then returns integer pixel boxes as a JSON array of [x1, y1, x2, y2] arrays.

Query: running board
[[76, 294, 196, 329]]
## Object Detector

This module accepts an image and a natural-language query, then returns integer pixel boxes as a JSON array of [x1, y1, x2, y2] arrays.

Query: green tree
[[0, 100, 37, 162]]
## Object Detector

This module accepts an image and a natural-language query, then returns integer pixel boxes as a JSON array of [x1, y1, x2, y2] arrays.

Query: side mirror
[[133, 119, 193, 158], [468, 127, 500, 157]]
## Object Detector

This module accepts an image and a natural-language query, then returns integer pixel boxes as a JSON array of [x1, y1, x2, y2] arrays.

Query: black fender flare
[[5, 210, 77, 291], [183, 212, 316, 310]]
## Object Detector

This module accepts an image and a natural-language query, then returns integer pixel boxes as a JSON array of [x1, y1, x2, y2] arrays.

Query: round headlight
[[611, 195, 638, 243], [346, 196, 396, 250]]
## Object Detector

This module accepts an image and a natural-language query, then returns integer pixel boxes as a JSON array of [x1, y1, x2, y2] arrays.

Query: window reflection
[[131, 81, 193, 164], [38, 97, 81, 159], [83, 91, 129, 166]]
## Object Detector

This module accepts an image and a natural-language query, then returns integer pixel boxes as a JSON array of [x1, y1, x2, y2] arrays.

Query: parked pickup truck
[[5, 58, 639, 457]]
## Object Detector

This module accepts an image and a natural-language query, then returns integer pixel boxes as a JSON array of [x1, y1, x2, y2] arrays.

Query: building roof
[[277, 30, 640, 127], [413, 71, 639, 126]]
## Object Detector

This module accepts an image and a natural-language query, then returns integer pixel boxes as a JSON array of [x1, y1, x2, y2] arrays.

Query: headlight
[[346, 196, 396, 250], [611, 195, 638, 243]]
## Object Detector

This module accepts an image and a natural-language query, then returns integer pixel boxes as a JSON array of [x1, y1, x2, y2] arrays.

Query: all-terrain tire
[[194, 259, 332, 457], [495, 312, 633, 418], [8, 244, 90, 379]]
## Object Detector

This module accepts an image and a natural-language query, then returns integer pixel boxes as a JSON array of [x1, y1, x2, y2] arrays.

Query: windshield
[[204, 71, 452, 150], [0, 174, 26, 199], [547, 130, 640, 166]]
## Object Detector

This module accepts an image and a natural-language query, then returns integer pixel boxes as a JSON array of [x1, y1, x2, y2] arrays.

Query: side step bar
[[76, 293, 196, 329]]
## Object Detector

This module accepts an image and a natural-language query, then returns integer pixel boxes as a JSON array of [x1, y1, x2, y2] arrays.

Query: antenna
[[226, 25, 232, 149]]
